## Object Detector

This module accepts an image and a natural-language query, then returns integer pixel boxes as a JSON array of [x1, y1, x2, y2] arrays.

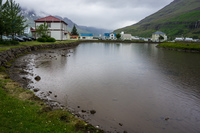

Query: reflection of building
[[152, 31, 167, 42], [80, 33, 94, 40], [33, 16, 68, 40]]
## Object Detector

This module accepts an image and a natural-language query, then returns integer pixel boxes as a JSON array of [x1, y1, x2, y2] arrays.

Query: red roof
[[71, 35, 79, 37], [30, 27, 36, 32], [35, 15, 68, 25]]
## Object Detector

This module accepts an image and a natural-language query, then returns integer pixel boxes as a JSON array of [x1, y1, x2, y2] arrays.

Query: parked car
[[18, 35, 32, 41], [2, 35, 12, 41], [25, 35, 36, 41], [8, 36, 25, 42]]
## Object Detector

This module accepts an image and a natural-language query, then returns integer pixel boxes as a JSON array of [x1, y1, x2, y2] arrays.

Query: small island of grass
[[157, 42, 200, 52]]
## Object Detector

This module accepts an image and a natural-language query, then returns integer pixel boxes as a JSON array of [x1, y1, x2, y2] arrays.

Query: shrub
[[10, 40, 19, 45], [46, 37, 56, 42], [37, 37, 47, 42], [0, 40, 19, 45], [42, 35, 50, 39]]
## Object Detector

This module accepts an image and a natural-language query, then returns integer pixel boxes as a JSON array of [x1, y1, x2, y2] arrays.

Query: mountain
[[21, 8, 111, 36], [114, 0, 200, 39]]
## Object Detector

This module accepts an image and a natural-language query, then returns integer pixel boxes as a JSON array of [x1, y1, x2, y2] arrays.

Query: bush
[[0, 40, 19, 45], [46, 37, 56, 42], [37, 37, 47, 42], [10, 40, 19, 45], [42, 35, 50, 39]]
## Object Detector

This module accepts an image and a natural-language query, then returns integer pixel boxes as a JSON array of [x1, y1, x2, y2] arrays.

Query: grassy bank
[[157, 42, 200, 51], [0, 73, 102, 133], [0, 40, 103, 133], [0, 40, 79, 53]]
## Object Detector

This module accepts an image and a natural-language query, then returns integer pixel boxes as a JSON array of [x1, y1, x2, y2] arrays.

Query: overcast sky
[[11, 0, 173, 30]]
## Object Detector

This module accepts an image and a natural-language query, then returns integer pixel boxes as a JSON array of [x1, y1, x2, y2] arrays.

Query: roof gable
[[153, 31, 166, 35], [35, 16, 68, 25]]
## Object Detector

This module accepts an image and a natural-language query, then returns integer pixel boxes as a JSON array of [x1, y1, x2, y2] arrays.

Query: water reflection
[[14, 43, 200, 133]]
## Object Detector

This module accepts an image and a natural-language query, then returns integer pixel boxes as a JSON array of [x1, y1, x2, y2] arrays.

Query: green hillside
[[114, 0, 200, 39]]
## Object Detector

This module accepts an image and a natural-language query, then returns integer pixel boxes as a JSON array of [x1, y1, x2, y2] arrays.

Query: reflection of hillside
[[131, 43, 200, 97]]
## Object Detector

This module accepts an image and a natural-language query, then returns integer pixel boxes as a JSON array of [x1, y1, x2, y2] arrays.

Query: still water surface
[[17, 43, 200, 132]]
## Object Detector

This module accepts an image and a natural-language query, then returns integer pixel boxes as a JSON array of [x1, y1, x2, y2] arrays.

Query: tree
[[35, 22, 49, 38], [116, 33, 121, 39], [71, 25, 79, 35], [0, 0, 4, 40], [2, 0, 27, 39]]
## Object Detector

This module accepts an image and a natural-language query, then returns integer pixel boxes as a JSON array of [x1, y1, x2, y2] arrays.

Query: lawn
[[0, 40, 79, 53], [157, 42, 200, 51]]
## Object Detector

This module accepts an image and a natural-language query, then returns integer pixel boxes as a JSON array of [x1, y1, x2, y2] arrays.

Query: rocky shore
[[0, 42, 81, 110], [0, 42, 80, 68]]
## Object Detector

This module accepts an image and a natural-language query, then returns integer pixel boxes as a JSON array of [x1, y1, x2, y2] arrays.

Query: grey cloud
[[14, 0, 173, 29]]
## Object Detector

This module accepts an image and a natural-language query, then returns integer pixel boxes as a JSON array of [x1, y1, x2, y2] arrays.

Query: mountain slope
[[114, 0, 200, 39], [22, 9, 111, 36]]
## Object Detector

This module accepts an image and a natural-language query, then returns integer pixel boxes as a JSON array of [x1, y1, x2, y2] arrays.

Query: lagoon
[[13, 42, 200, 133]]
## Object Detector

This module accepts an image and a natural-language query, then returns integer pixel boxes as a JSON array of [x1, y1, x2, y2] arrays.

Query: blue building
[[103, 33, 117, 40], [80, 33, 94, 40]]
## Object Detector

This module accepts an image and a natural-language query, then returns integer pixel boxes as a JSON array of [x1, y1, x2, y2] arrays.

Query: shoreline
[[1, 40, 199, 132], [156, 42, 200, 53], [0, 41, 104, 133]]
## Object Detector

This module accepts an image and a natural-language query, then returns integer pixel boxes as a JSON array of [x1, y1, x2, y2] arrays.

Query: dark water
[[15, 43, 200, 133]]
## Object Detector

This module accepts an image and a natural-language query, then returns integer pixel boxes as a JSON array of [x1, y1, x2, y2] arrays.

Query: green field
[[157, 42, 200, 51]]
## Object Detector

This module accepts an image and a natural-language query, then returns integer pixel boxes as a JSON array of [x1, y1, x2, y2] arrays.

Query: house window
[[47, 23, 51, 28]]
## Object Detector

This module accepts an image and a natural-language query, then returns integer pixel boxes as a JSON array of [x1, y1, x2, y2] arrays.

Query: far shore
[[156, 42, 200, 53]]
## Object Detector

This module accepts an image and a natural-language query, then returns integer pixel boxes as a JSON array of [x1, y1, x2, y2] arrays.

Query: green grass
[[0, 73, 103, 133], [0, 40, 79, 53], [157, 42, 200, 51]]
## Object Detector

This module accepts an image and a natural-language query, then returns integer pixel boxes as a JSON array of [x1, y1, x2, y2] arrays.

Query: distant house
[[131, 36, 140, 40], [34, 16, 68, 40], [185, 38, 193, 42], [121, 34, 132, 40], [30, 27, 36, 38], [175, 37, 184, 41], [70, 35, 79, 40], [103, 33, 116, 40], [80, 33, 93, 40], [152, 31, 167, 42], [24, 27, 31, 35]]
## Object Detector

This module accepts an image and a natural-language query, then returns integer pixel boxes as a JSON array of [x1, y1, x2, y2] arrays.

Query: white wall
[[51, 31, 61, 40], [35, 22, 68, 40], [80, 36, 93, 40]]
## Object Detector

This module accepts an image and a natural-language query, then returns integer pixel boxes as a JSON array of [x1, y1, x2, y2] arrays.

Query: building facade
[[80, 33, 94, 40], [103, 33, 117, 40], [34, 16, 68, 40], [152, 31, 167, 42]]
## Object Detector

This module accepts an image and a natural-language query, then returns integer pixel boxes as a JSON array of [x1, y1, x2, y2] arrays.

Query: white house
[[103, 33, 117, 40], [185, 38, 193, 42], [121, 34, 132, 40], [152, 31, 167, 42], [24, 27, 31, 35], [175, 37, 184, 41], [131, 36, 140, 40], [120, 31, 132, 40], [34, 16, 68, 40], [80, 33, 94, 40]]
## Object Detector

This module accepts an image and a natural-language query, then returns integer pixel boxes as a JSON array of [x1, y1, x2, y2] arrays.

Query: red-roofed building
[[33, 16, 68, 40]]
